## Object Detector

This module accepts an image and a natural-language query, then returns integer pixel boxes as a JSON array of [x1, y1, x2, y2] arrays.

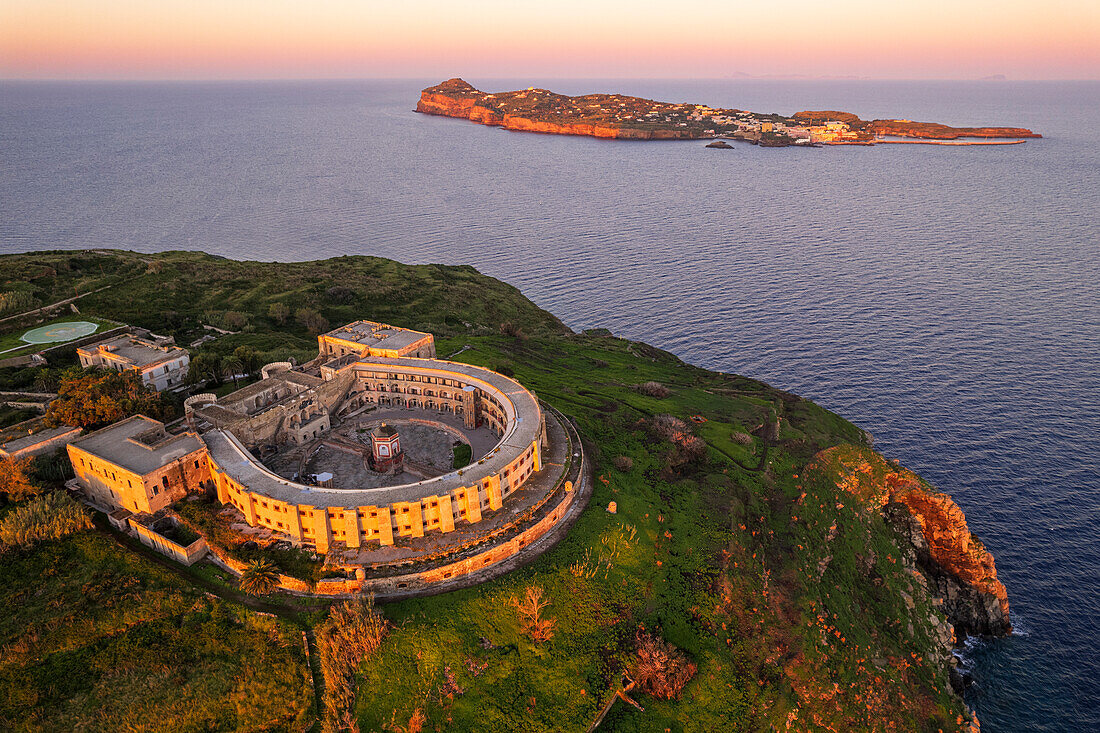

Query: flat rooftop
[[0, 425, 80, 454], [322, 321, 429, 352], [70, 415, 205, 476], [79, 334, 187, 369], [203, 355, 542, 508]]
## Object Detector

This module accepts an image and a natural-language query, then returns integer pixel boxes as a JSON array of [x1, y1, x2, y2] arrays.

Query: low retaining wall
[[128, 518, 209, 566]]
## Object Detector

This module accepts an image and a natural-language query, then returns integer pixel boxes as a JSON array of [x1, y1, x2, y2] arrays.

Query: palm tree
[[239, 558, 280, 596], [222, 356, 245, 387]]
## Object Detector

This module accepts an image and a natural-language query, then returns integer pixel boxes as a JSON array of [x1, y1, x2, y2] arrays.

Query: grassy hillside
[[0, 250, 971, 732], [0, 530, 313, 732]]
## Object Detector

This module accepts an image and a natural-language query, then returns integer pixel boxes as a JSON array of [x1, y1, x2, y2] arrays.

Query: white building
[[78, 334, 190, 391]]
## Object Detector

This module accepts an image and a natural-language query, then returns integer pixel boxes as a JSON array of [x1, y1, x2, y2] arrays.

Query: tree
[[295, 308, 329, 336], [267, 302, 290, 325], [510, 584, 555, 643], [188, 352, 224, 386], [232, 346, 261, 378], [239, 558, 280, 596], [0, 456, 40, 502], [31, 368, 63, 393], [222, 356, 245, 387], [633, 631, 697, 700], [44, 369, 169, 430]]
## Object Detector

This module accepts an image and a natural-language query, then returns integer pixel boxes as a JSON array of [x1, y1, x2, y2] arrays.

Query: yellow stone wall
[[68, 442, 208, 514], [206, 438, 542, 552]]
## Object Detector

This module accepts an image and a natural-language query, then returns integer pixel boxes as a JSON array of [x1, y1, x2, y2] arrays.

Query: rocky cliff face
[[415, 78, 700, 140], [886, 487, 1012, 638], [814, 445, 1011, 640], [413, 78, 704, 139]]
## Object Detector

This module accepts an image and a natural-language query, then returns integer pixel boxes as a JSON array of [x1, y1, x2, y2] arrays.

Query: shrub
[[636, 381, 670, 398], [317, 597, 389, 733], [0, 492, 92, 548], [499, 321, 526, 340], [613, 456, 634, 472], [1, 456, 40, 501], [633, 630, 697, 700], [731, 431, 754, 445], [267, 302, 290, 325], [648, 414, 690, 442], [223, 311, 249, 330], [296, 308, 330, 335], [511, 584, 555, 643], [0, 290, 38, 316], [325, 286, 356, 304]]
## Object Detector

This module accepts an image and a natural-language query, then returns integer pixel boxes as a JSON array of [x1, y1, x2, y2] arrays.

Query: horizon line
[[3, 75, 1099, 84]]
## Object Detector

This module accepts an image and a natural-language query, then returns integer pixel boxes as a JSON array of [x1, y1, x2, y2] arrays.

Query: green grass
[[452, 442, 473, 469], [0, 529, 313, 732], [0, 250, 972, 731], [0, 405, 37, 429], [0, 315, 119, 357]]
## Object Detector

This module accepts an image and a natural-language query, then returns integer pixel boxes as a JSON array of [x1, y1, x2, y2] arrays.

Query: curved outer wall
[[203, 357, 545, 553]]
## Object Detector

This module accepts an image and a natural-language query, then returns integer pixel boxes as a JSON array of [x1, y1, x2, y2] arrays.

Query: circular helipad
[[21, 321, 99, 345]]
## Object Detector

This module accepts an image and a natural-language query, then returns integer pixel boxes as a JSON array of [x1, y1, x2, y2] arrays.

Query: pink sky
[[2, 0, 1098, 80]]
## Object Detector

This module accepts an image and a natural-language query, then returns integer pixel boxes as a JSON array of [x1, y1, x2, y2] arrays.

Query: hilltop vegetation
[[0, 250, 977, 731]]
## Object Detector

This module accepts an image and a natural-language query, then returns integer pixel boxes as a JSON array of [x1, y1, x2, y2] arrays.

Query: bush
[[0, 290, 38, 316], [613, 456, 634, 472], [731, 431, 754, 445], [636, 381, 671, 398], [267, 302, 290, 325], [325, 286, 356, 304], [223, 311, 249, 330], [634, 631, 697, 700], [1, 456, 40, 501], [648, 414, 690, 442], [317, 597, 388, 733], [295, 308, 330, 335], [0, 492, 92, 548], [499, 321, 526, 340]]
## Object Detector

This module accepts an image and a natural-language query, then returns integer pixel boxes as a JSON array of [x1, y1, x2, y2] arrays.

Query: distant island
[[417, 78, 1040, 147]]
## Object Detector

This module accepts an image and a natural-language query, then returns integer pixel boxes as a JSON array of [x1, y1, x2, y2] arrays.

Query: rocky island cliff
[[417, 78, 1040, 147], [806, 445, 1011, 640]]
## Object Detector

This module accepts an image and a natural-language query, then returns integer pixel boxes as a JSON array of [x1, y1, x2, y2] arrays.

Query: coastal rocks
[[705, 140, 733, 149], [885, 496, 1012, 638], [810, 445, 1011, 640]]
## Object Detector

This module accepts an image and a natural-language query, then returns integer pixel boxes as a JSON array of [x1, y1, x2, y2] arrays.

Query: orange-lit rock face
[[415, 78, 701, 141], [807, 445, 1011, 638]]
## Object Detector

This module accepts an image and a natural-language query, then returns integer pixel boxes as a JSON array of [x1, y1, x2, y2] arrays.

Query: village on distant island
[[417, 78, 1040, 147]]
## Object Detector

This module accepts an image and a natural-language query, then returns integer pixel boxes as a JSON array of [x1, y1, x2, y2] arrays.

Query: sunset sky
[[2, 0, 1098, 80]]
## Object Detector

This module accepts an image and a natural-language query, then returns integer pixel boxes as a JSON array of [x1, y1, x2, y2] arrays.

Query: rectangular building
[[318, 320, 435, 360], [77, 334, 190, 391], [67, 415, 208, 514]]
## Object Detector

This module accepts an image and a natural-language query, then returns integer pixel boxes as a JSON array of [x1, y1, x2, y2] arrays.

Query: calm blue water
[[2, 79, 1098, 730]]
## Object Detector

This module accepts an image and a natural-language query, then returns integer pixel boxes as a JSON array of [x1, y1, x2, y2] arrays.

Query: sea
[[1, 78, 1097, 730]]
